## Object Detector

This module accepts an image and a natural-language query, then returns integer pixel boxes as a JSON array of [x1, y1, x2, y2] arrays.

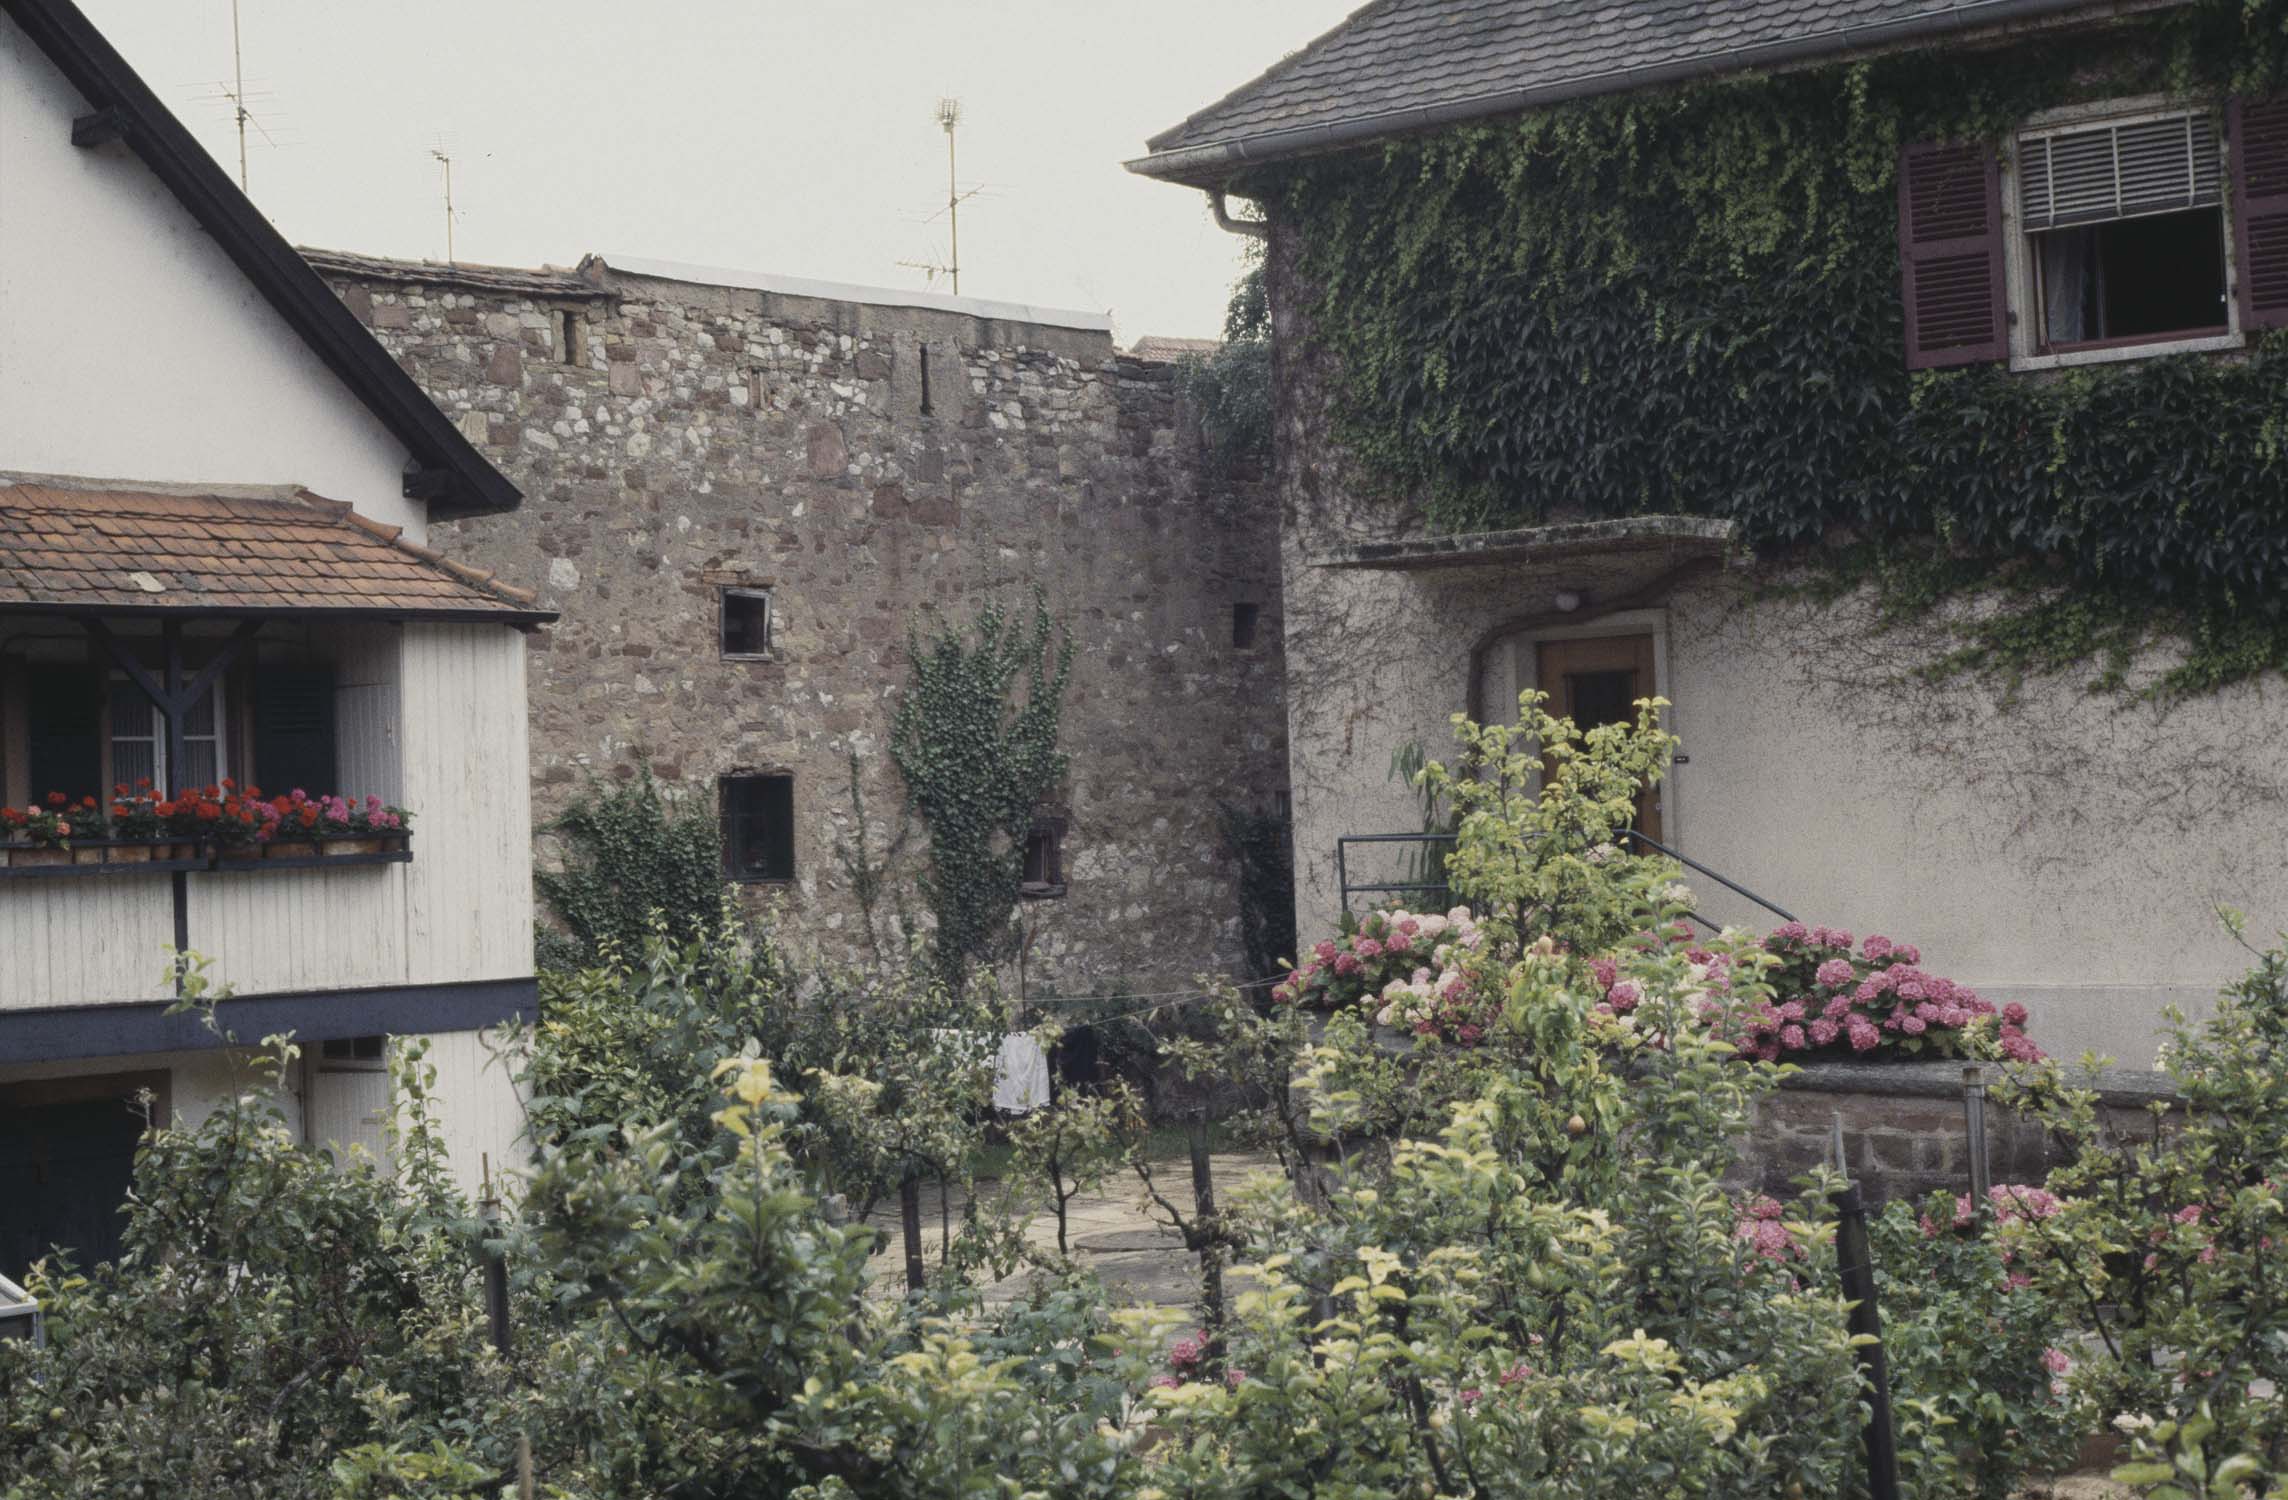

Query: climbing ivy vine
[[1266, 0, 2288, 697], [535, 765, 723, 970], [890, 592, 1073, 993]]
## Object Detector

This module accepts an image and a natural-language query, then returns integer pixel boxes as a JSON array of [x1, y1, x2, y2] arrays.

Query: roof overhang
[[1306, 515, 1735, 571], [1128, 0, 2143, 187], [0, 0, 523, 520]]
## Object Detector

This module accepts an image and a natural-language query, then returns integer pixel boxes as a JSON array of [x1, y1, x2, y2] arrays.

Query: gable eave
[[1128, 0, 2163, 188], [0, 0, 522, 520]]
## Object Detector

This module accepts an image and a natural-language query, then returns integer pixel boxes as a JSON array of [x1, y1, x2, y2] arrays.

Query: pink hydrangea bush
[[1273, 906, 1498, 1045], [1726, 923, 2043, 1063]]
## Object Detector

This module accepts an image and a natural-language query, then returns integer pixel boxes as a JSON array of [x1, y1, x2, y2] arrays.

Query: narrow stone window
[[918, 344, 933, 415], [1020, 817, 1066, 899], [1232, 602, 1261, 649], [557, 308, 587, 366], [720, 587, 771, 658], [721, 773, 795, 883]]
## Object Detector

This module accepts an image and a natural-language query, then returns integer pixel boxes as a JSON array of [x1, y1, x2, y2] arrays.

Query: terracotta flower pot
[[218, 844, 261, 862], [71, 846, 104, 865], [267, 840, 319, 860], [323, 837, 382, 857], [111, 844, 151, 864], [14, 847, 69, 868]]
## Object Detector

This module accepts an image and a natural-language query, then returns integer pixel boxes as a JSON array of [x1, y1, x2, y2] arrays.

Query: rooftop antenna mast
[[227, 0, 249, 189], [938, 97, 962, 296], [896, 98, 983, 293], [430, 145, 456, 264]]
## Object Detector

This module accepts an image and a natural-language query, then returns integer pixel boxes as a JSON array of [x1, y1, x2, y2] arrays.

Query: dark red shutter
[[2230, 97, 2288, 331], [1897, 142, 2008, 369]]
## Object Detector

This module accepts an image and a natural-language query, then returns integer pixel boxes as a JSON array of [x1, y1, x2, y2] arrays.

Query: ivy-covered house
[[1130, 0, 2288, 1063]]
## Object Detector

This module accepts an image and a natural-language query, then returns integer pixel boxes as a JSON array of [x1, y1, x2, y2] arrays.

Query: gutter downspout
[[1209, 187, 1269, 240], [1128, 0, 2135, 182]]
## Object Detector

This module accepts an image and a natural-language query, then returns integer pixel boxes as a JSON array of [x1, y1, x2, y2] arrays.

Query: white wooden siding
[[0, 877, 176, 1009], [2, 622, 532, 1011], [400, 624, 533, 985]]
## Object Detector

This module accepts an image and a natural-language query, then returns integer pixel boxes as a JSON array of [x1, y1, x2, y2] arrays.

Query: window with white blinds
[[2017, 111, 2222, 231]]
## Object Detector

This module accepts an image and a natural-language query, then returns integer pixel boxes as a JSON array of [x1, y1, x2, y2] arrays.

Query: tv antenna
[[430, 144, 456, 263], [185, 0, 289, 192], [895, 98, 983, 294]]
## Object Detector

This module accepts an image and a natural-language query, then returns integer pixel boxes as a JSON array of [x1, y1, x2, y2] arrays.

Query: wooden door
[[1535, 634, 1662, 843], [0, 1074, 160, 1276]]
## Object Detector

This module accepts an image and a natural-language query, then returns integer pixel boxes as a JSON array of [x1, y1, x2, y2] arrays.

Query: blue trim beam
[[0, 976, 537, 1065]]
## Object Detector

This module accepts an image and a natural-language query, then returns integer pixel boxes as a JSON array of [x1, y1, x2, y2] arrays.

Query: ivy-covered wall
[[1259, 1, 2288, 695]]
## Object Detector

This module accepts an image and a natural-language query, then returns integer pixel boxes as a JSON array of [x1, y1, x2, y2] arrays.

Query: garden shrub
[[1871, 1186, 2084, 1499], [2000, 917, 2288, 1492]]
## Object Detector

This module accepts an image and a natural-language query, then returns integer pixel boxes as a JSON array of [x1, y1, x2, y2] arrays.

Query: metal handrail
[[1335, 827, 1796, 928], [1615, 828, 1796, 924]]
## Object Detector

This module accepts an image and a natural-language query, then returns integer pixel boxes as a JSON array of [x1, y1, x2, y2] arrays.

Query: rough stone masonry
[[311, 249, 1288, 995]]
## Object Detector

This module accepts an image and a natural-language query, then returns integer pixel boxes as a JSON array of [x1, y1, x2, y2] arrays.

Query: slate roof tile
[[1142, 0, 2133, 168]]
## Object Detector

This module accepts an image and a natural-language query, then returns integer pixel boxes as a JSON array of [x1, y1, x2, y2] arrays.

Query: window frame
[[1019, 815, 1067, 901], [2002, 95, 2245, 372], [106, 669, 226, 793], [719, 587, 774, 661], [719, 772, 795, 885]]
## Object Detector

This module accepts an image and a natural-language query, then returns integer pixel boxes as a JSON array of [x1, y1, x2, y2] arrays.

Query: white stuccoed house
[[0, 0, 551, 1273]]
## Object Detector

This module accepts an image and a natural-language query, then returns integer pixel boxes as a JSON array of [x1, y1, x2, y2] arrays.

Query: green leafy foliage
[[889, 592, 1073, 993], [1998, 914, 2288, 1490], [1272, 3, 2288, 694], [1415, 690, 1679, 957], [1174, 260, 1273, 474], [533, 765, 724, 971]]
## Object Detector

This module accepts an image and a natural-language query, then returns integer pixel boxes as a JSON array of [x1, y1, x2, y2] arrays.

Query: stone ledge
[[1304, 514, 1734, 571], [1780, 1057, 2176, 1108]]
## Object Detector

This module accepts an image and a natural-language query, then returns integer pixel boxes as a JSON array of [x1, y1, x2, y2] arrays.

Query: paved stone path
[[865, 1149, 1282, 1307]]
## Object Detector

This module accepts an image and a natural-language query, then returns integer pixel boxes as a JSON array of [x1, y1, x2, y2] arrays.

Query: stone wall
[[1733, 1060, 2173, 1208], [310, 250, 1288, 994]]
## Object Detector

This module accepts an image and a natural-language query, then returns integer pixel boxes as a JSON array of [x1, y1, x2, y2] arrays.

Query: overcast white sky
[[79, 0, 1358, 341]]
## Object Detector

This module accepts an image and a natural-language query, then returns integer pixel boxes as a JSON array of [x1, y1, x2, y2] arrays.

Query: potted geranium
[[318, 794, 410, 855], [10, 793, 84, 867], [161, 787, 220, 858], [212, 783, 273, 860], [108, 782, 163, 862], [263, 788, 321, 859]]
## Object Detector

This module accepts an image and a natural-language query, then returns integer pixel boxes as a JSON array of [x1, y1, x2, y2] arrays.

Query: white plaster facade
[[0, 19, 423, 539], [0, 4, 535, 1231], [1283, 541, 2288, 1067]]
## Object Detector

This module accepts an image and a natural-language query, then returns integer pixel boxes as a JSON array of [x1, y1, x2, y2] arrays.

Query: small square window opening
[[721, 774, 795, 883], [721, 588, 772, 658], [321, 1035, 387, 1063], [1232, 602, 1261, 650]]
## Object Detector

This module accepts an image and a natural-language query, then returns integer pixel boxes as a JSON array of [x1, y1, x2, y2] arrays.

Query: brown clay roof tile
[[0, 480, 549, 620]]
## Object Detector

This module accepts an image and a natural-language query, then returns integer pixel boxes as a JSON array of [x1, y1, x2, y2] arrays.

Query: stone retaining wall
[[1734, 1059, 2175, 1207]]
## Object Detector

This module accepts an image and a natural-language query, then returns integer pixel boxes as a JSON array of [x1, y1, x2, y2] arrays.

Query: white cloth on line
[[993, 1032, 1051, 1114]]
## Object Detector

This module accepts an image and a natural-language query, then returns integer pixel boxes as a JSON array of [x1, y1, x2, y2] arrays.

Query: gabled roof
[[1131, 0, 2142, 185], [0, 0, 523, 520], [0, 479, 554, 625]]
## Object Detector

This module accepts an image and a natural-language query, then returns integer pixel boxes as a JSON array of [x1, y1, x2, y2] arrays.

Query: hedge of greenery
[[1268, 0, 2288, 695]]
